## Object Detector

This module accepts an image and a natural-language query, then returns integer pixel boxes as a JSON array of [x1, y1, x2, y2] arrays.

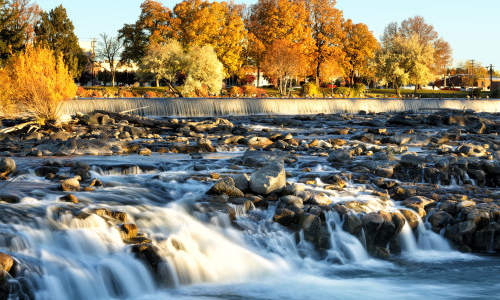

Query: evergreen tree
[[35, 5, 85, 76], [0, 0, 39, 63]]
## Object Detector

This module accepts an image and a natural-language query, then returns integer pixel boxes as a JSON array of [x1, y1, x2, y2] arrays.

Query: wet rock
[[301, 214, 330, 251], [362, 211, 404, 258], [138, 147, 152, 156], [0, 157, 16, 178], [327, 149, 352, 163], [400, 209, 419, 230], [60, 176, 81, 192], [0, 194, 20, 204], [207, 177, 244, 197], [401, 196, 434, 217], [343, 213, 362, 236], [88, 112, 114, 126], [60, 194, 79, 204], [456, 143, 487, 157], [232, 173, 250, 192], [279, 195, 304, 209], [119, 223, 138, 240], [247, 136, 273, 149], [0, 253, 13, 273], [35, 166, 59, 177], [250, 161, 286, 195], [429, 211, 453, 231], [273, 208, 298, 227]]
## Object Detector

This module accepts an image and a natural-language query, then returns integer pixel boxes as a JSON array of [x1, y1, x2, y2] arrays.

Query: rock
[[319, 174, 346, 189], [197, 138, 215, 152], [0, 194, 20, 204], [131, 243, 163, 274], [60, 194, 79, 204], [119, 223, 138, 240], [35, 166, 59, 177], [401, 209, 420, 230], [400, 153, 426, 167], [301, 214, 330, 251], [402, 196, 434, 217], [429, 211, 452, 231], [0, 253, 13, 273], [0, 158, 15, 178], [273, 208, 298, 227], [327, 149, 352, 163], [232, 173, 250, 192], [138, 147, 152, 156], [310, 193, 332, 206], [60, 176, 81, 192], [456, 143, 487, 157], [88, 112, 114, 126], [207, 177, 244, 197], [343, 213, 362, 236], [279, 195, 304, 209], [247, 137, 273, 149], [250, 161, 286, 195], [375, 166, 394, 178]]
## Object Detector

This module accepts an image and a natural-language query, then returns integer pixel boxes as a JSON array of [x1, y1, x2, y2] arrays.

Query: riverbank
[[0, 109, 498, 298]]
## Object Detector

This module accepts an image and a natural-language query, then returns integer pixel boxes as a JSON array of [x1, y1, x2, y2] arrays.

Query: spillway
[[62, 98, 500, 117]]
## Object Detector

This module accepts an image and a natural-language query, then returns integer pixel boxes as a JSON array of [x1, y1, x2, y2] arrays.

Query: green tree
[[35, 5, 85, 77], [139, 39, 185, 95], [181, 44, 224, 96], [0, 0, 39, 63]]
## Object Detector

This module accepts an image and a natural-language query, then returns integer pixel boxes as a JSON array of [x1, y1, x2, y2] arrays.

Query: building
[[477, 77, 500, 90]]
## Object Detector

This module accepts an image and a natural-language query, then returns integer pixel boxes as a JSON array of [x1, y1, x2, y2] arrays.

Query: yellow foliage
[[0, 46, 76, 120]]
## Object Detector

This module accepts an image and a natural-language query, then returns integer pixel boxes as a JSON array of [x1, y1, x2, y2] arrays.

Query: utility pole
[[470, 59, 475, 87], [90, 38, 96, 86], [488, 64, 494, 90]]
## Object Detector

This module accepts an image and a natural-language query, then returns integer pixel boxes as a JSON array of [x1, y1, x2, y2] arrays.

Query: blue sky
[[36, 0, 499, 69]]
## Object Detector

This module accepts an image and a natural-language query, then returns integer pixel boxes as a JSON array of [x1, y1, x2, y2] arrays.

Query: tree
[[0, 0, 39, 62], [247, 0, 313, 82], [97, 33, 122, 87], [181, 44, 224, 96], [375, 34, 435, 96], [139, 39, 185, 95], [171, 0, 247, 76], [118, 0, 174, 64], [341, 20, 379, 86], [304, 0, 344, 85], [261, 39, 308, 95], [34, 5, 84, 77], [0, 46, 76, 120], [386, 16, 452, 75]]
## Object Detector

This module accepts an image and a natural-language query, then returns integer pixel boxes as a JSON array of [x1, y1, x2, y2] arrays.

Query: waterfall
[[61, 98, 500, 117], [324, 211, 369, 264]]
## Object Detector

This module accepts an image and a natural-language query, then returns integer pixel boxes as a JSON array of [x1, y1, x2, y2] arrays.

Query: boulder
[[247, 137, 273, 149], [401, 196, 434, 217], [279, 195, 304, 209], [301, 214, 330, 251], [207, 177, 244, 197], [0, 158, 15, 178], [327, 149, 352, 163], [0, 253, 13, 273], [60, 176, 81, 192], [342, 213, 362, 236], [250, 162, 286, 195], [232, 173, 250, 192], [60, 194, 79, 204]]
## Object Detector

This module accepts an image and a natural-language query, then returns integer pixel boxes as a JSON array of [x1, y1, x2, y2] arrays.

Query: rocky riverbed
[[0, 109, 499, 299]]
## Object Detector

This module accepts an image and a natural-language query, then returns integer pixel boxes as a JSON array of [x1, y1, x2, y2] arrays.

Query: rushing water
[[1, 153, 499, 300], [61, 98, 500, 117]]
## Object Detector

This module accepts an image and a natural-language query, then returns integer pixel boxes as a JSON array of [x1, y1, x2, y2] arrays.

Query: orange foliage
[[144, 91, 158, 98], [0, 46, 76, 120], [229, 86, 243, 97]]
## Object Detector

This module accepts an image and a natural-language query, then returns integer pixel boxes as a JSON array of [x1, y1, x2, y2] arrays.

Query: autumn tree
[[0, 46, 76, 120], [247, 0, 313, 82], [385, 16, 452, 76], [139, 39, 185, 95], [171, 0, 247, 76], [304, 0, 344, 85], [341, 20, 379, 86], [119, 0, 174, 63], [97, 33, 122, 87], [261, 39, 308, 95], [34, 5, 85, 77], [0, 0, 39, 62]]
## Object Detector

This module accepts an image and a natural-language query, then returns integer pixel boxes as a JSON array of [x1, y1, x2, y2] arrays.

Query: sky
[[36, 0, 500, 69]]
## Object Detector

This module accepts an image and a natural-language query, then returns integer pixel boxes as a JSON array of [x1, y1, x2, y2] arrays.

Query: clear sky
[[36, 0, 499, 69]]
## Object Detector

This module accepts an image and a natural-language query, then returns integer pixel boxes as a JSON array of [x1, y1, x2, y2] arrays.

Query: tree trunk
[[111, 68, 115, 87], [316, 62, 321, 86], [156, 76, 159, 88], [167, 81, 183, 98], [257, 64, 261, 88]]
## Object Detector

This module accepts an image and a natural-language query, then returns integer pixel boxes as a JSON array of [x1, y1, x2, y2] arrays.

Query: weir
[[62, 98, 500, 117]]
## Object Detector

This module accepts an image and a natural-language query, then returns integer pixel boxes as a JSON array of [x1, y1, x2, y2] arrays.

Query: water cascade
[[62, 98, 500, 117]]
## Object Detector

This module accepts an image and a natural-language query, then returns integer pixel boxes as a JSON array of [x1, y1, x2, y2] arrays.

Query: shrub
[[144, 91, 158, 98], [353, 83, 366, 97], [256, 88, 267, 98], [90, 90, 103, 98], [229, 86, 243, 97], [76, 86, 89, 98], [118, 89, 134, 98], [103, 87, 116, 98], [242, 85, 258, 97], [0, 69, 14, 116], [333, 87, 352, 97], [302, 82, 321, 97], [0, 46, 76, 121]]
